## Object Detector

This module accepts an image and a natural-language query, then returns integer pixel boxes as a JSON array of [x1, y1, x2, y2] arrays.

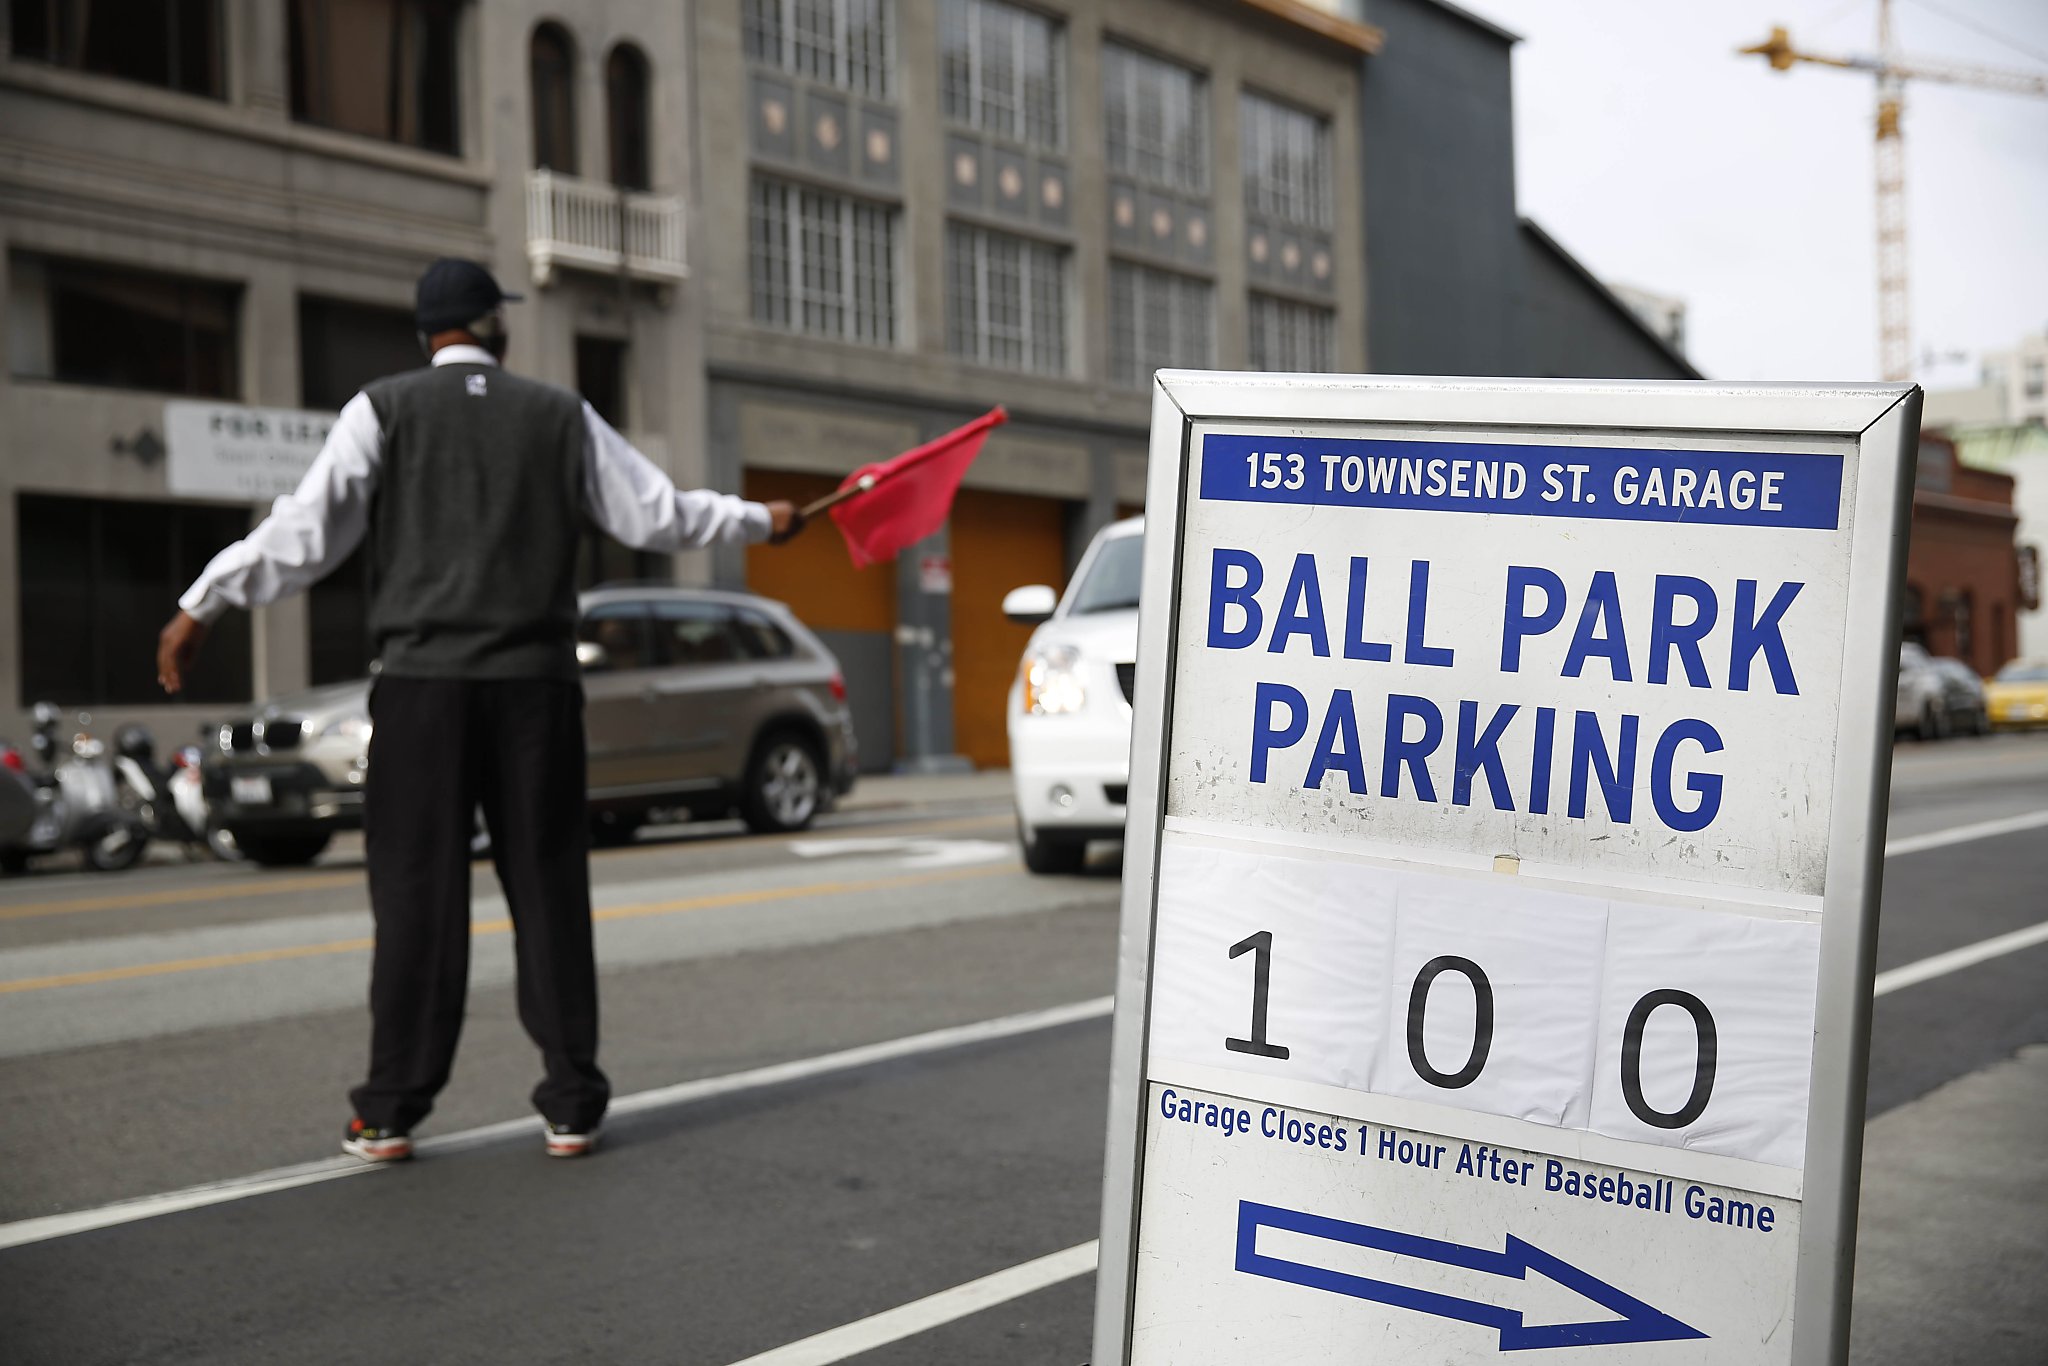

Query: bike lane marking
[[0, 995, 1112, 1250]]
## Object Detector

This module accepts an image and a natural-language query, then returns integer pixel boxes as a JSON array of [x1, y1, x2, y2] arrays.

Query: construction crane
[[1740, 0, 2048, 381]]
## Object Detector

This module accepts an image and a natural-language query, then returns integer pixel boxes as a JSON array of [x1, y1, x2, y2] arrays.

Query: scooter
[[112, 724, 239, 862], [0, 703, 151, 874]]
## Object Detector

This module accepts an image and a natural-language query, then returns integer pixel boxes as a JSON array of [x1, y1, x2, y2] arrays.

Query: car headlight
[[1022, 645, 1086, 715], [308, 713, 373, 745]]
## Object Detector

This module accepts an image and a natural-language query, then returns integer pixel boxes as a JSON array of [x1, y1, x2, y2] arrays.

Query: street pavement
[[0, 739, 2043, 1364]]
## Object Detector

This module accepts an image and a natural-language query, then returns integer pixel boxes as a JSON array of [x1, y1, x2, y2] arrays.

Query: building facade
[[2, 0, 709, 743], [1906, 434, 2023, 676], [695, 0, 1371, 769]]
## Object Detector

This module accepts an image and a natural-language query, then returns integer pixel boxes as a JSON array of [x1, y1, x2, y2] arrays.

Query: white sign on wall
[[165, 401, 335, 502], [1095, 375, 1919, 1366]]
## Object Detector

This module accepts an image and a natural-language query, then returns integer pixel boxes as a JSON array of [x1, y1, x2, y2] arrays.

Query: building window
[[2026, 359, 2045, 400], [1248, 293, 1335, 372], [750, 178, 898, 346], [606, 43, 652, 190], [1241, 90, 1331, 231], [288, 0, 462, 155], [1103, 42, 1207, 195], [1109, 260, 1211, 387], [8, 0, 223, 98], [946, 223, 1066, 376], [743, 0, 892, 100], [19, 494, 253, 705], [10, 253, 240, 398], [299, 296, 418, 410], [939, 0, 1063, 150], [529, 22, 578, 174]]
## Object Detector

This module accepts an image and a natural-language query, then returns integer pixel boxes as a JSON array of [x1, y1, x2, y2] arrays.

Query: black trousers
[[348, 677, 610, 1133]]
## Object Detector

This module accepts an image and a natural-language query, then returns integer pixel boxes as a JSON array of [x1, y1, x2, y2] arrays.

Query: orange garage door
[[949, 488, 1069, 770]]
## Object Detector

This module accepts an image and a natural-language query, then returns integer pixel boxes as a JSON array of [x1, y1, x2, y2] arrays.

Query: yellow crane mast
[[1741, 0, 2048, 382]]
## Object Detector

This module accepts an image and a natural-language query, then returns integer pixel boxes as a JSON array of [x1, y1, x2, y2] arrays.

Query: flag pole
[[798, 475, 876, 520]]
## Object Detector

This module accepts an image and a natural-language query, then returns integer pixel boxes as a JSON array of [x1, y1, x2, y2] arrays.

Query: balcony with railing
[[525, 170, 688, 287]]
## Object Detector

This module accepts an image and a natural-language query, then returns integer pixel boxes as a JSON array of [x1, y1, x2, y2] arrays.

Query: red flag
[[828, 407, 1007, 568]]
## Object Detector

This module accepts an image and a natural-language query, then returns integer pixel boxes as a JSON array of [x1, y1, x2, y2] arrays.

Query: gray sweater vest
[[361, 363, 586, 680]]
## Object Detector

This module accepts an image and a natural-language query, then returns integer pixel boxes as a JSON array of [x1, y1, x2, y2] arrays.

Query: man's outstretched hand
[[157, 610, 210, 695], [766, 500, 807, 545]]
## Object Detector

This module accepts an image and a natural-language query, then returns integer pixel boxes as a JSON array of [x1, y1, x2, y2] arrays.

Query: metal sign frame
[[1092, 372, 1921, 1365]]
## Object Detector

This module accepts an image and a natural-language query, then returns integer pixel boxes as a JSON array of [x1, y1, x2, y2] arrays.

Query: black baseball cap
[[415, 258, 523, 333]]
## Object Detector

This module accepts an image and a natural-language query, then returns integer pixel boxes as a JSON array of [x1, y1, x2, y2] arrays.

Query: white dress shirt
[[178, 345, 771, 624]]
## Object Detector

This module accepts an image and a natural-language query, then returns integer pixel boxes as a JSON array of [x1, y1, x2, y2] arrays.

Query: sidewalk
[[839, 767, 1014, 815]]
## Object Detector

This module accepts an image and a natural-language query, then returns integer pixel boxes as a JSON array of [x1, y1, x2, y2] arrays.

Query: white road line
[[0, 996, 1113, 1253], [725, 1241, 1100, 1366], [1875, 919, 2048, 997], [1883, 808, 2048, 857]]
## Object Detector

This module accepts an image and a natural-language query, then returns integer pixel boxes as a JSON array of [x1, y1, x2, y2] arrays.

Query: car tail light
[[829, 673, 847, 702], [0, 746, 21, 772]]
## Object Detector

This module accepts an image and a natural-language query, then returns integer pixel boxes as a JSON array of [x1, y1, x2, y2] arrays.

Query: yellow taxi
[[1986, 659, 2048, 729]]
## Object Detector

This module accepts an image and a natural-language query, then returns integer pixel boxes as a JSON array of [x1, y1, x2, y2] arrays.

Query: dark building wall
[[1514, 221, 1699, 380], [1357, 0, 1521, 375], [1357, 0, 1700, 381]]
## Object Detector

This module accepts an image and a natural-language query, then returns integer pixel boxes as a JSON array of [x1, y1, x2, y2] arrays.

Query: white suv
[[1004, 516, 1144, 873]]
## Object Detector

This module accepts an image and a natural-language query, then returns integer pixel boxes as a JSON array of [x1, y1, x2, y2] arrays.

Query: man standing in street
[[156, 259, 802, 1163]]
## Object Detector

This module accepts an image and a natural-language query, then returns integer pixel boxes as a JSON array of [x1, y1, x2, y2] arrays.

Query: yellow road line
[[0, 872, 360, 924], [0, 812, 1012, 924], [0, 862, 1016, 996]]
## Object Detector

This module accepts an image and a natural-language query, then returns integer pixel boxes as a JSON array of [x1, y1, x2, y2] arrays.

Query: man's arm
[[158, 392, 383, 693], [581, 403, 799, 550]]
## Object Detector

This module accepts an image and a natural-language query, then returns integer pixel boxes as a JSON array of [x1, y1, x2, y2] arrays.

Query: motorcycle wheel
[[86, 825, 148, 873]]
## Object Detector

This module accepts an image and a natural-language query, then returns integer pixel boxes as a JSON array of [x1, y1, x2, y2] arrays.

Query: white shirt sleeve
[[177, 392, 383, 624], [580, 402, 772, 550]]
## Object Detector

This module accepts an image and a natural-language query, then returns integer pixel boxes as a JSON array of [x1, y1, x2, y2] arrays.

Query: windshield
[[1996, 662, 2048, 682], [1068, 534, 1145, 615]]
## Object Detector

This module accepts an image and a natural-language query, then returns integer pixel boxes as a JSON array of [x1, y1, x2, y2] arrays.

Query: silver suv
[[206, 587, 857, 866]]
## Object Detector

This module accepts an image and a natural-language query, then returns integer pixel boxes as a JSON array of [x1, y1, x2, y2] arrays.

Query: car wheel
[[235, 832, 332, 867], [0, 849, 30, 875], [1018, 817, 1086, 875], [589, 813, 642, 848], [1973, 707, 1993, 737], [1917, 702, 1948, 741], [85, 822, 148, 873], [741, 732, 823, 834]]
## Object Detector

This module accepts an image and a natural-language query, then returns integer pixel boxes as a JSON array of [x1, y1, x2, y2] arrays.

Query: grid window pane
[[1103, 42, 1206, 195], [751, 177, 898, 346], [939, 0, 1064, 150], [1248, 293, 1335, 372], [1241, 91, 1332, 231], [1108, 260, 1212, 387], [946, 223, 1067, 376], [743, 0, 893, 99]]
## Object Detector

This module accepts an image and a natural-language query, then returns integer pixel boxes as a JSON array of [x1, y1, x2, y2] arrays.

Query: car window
[[1996, 662, 2048, 682], [734, 609, 797, 660], [653, 600, 749, 666], [577, 602, 656, 670], [1068, 534, 1145, 615]]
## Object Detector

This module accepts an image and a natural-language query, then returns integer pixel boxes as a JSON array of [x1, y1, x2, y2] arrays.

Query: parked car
[[1926, 657, 1991, 736], [1895, 641, 1953, 739], [1986, 658, 2048, 729], [206, 587, 857, 866], [1004, 516, 1144, 874]]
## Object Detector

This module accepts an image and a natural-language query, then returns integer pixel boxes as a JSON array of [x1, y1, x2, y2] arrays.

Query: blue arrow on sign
[[1235, 1201, 1708, 1351]]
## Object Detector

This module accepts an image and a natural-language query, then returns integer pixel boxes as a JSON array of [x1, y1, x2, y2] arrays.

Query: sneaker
[[545, 1123, 600, 1159], [343, 1118, 414, 1163]]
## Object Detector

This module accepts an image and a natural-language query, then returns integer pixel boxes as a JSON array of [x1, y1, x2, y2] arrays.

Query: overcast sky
[[1457, 0, 2048, 386]]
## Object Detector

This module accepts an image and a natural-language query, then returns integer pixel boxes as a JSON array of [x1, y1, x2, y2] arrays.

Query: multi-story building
[[1925, 332, 2048, 430], [2, 0, 704, 744], [1, 0, 1371, 773], [700, 0, 1371, 768]]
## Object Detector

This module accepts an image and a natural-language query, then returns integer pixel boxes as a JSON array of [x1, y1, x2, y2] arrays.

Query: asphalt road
[[0, 737, 2043, 1364]]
